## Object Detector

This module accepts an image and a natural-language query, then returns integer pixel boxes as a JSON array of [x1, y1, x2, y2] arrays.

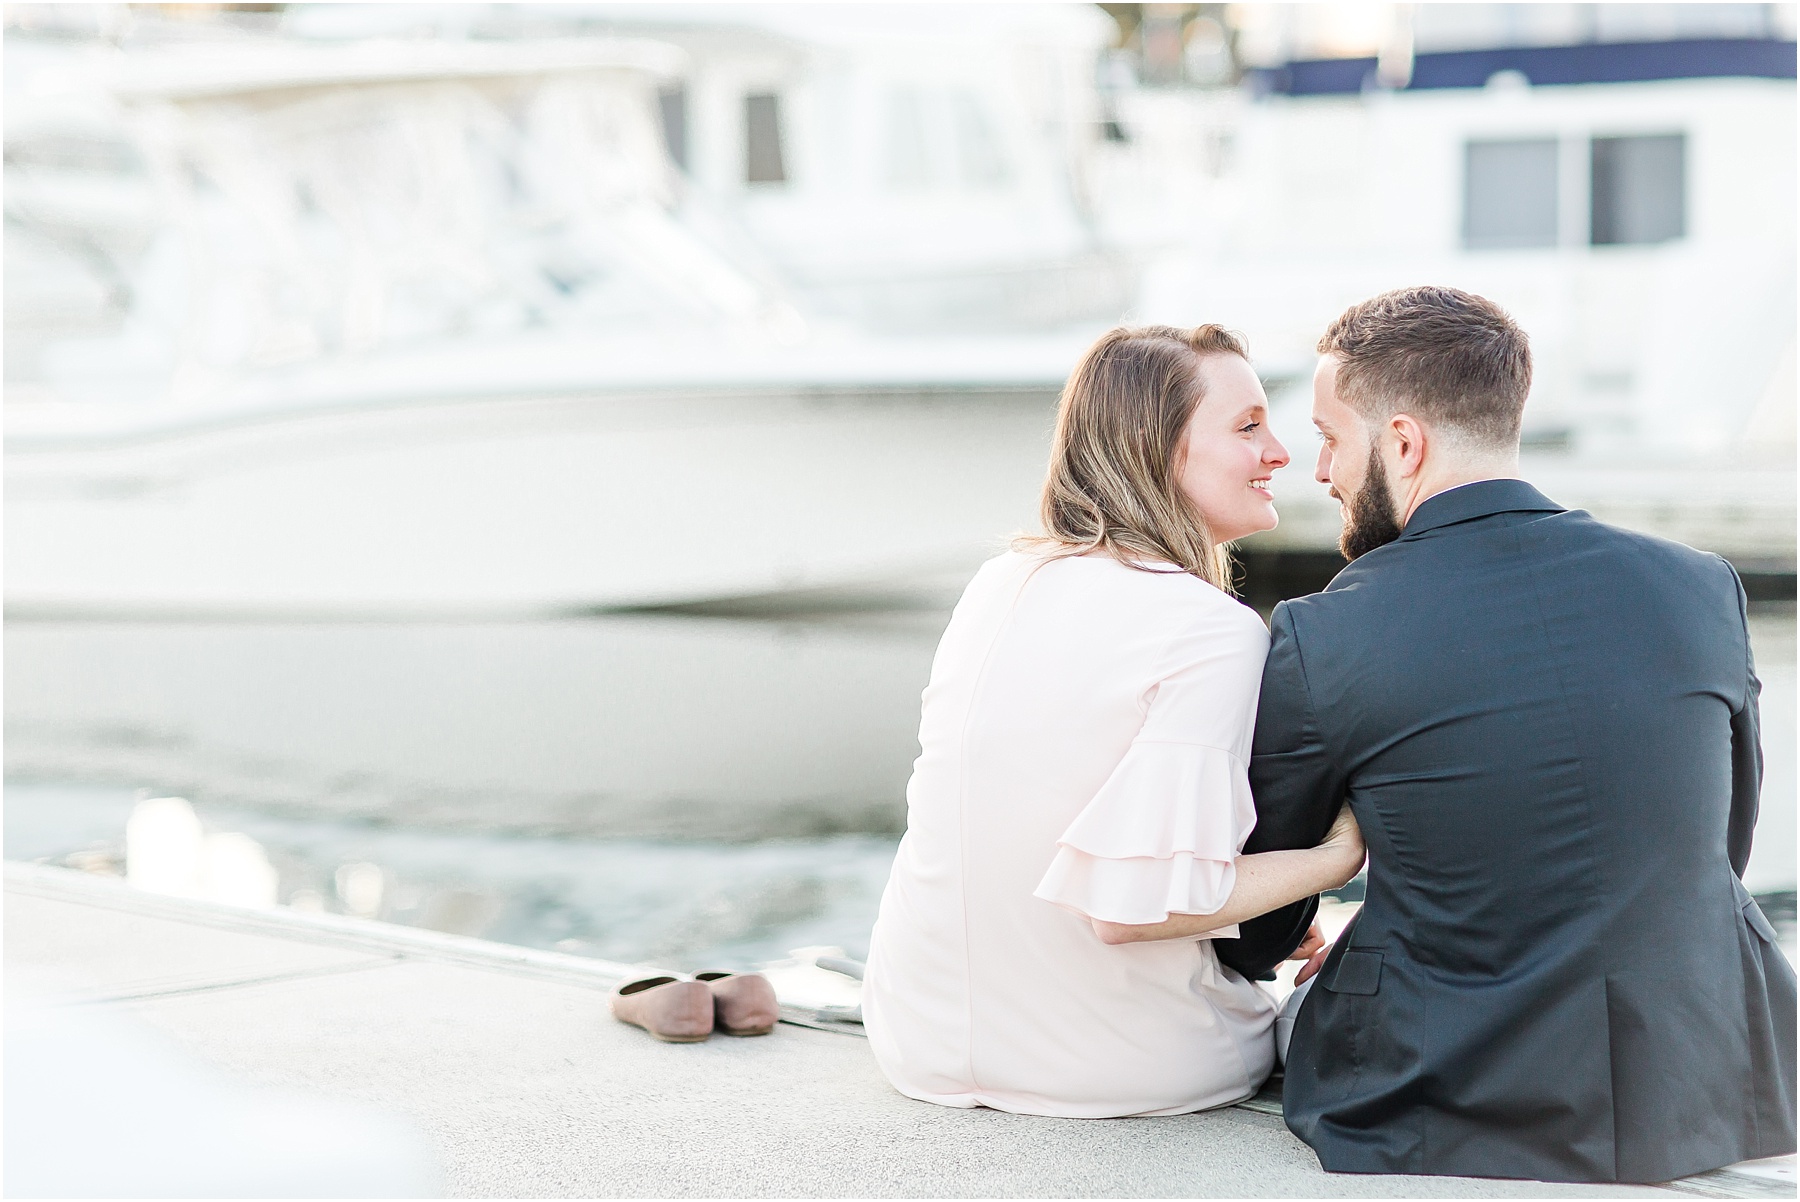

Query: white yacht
[[4, 6, 1118, 617], [1103, 3, 1795, 578]]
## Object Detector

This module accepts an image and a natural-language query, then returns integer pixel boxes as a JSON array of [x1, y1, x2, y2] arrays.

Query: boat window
[[951, 92, 1010, 188], [659, 86, 689, 173], [744, 93, 786, 184], [1591, 134, 1685, 246], [884, 87, 932, 190], [1463, 138, 1559, 250]]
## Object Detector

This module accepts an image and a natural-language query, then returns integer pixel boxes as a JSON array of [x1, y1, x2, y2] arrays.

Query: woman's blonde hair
[[1017, 323, 1250, 592]]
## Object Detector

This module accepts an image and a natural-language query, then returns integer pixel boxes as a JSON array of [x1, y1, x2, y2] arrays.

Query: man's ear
[[1388, 413, 1428, 479]]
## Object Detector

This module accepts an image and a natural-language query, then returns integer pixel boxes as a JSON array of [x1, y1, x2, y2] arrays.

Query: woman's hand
[[1287, 922, 1326, 963], [1295, 942, 1331, 985], [1317, 802, 1365, 887], [1288, 806, 1364, 979]]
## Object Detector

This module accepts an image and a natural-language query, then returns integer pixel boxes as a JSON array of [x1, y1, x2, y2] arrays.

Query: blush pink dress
[[863, 550, 1279, 1118]]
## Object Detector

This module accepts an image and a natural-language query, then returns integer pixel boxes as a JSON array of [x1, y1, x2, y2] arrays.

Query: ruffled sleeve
[[1033, 740, 1256, 928], [1032, 600, 1267, 930]]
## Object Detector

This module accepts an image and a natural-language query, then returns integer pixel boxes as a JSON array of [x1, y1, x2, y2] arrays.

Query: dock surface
[[7, 864, 1791, 1199]]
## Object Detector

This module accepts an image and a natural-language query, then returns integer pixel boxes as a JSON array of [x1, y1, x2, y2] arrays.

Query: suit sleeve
[[1213, 601, 1349, 981], [1727, 565, 1763, 879]]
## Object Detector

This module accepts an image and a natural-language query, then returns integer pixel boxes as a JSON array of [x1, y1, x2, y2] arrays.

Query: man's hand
[[1288, 921, 1326, 964]]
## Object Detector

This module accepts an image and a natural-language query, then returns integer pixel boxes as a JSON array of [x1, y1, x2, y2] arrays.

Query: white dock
[[6, 863, 1791, 1199]]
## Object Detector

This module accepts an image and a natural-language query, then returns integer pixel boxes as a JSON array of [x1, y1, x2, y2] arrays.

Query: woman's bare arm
[[1091, 804, 1363, 945]]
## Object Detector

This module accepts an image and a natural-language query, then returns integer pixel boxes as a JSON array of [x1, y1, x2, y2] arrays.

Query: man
[[1214, 286, 1796, 1183]]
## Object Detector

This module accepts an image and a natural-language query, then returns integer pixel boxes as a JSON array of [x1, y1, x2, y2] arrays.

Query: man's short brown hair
[[1317, 286, 1531, 448]]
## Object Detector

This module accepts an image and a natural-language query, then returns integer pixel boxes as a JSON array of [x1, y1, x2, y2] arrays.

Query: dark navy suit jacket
[[1215, 480, 1796, 1183]]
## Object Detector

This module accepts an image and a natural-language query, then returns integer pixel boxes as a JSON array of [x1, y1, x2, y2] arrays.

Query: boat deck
[[6, 864, 1792, 1200]]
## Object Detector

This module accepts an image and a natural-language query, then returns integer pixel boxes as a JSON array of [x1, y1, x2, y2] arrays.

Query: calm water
[[5, 606, 1794, 968], [4, 782, 896, 971], [3, 610, 949, 840], [5, 609, 944, 970]]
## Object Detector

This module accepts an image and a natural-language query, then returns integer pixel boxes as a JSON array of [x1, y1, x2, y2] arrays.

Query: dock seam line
[[6, 863, 641, 988], [61, 955, 406, 1007]]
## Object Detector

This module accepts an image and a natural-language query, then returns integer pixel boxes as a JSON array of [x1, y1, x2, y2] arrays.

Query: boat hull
[[5, 384, 1063, 617]]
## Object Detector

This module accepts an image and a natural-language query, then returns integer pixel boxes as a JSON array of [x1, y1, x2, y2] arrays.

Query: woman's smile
[[1176, 352, 1290, 545]]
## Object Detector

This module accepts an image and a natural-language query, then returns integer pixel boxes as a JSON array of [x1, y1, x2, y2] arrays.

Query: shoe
[[694, 971, 780, 1036], [608, 976, 714, 1042]]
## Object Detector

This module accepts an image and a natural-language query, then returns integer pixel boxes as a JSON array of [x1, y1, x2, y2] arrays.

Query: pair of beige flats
[[608, 972, 780, 1042]]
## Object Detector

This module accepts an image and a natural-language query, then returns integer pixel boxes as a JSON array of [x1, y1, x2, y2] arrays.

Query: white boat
[[1098, 3, 1795, 574], [6, 331, 1088, 616], [3, 10, 1113, 616]]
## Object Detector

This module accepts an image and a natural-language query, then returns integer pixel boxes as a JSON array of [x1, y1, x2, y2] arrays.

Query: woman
[[862, 324, 1363, 1118]]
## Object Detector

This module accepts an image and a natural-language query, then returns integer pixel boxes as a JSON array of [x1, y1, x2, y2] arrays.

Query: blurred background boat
[[1121, 2, 1796, 579], [8, 2, 1792, 614], [5, 5, 1121, 615], [5, 3, 1794, 962]]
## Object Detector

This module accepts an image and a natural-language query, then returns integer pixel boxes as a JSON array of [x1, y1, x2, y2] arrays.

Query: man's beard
[[1338, 447, 1404, 561]]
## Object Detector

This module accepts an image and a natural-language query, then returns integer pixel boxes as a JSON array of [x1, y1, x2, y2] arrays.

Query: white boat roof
[[107, 37, 687, 101], [282, 3, 1114, 53]]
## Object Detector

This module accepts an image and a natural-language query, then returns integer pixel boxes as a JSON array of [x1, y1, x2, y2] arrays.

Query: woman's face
[[1175, 354, 1290, 545]]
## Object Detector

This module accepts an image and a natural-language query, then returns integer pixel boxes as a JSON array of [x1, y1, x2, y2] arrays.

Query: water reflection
[[4, 612, 946, 840], [335, 861, 385, 919], [123, 796, 204, 898], [9, 783, 895, 970], [124, 795, 277, 908]]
